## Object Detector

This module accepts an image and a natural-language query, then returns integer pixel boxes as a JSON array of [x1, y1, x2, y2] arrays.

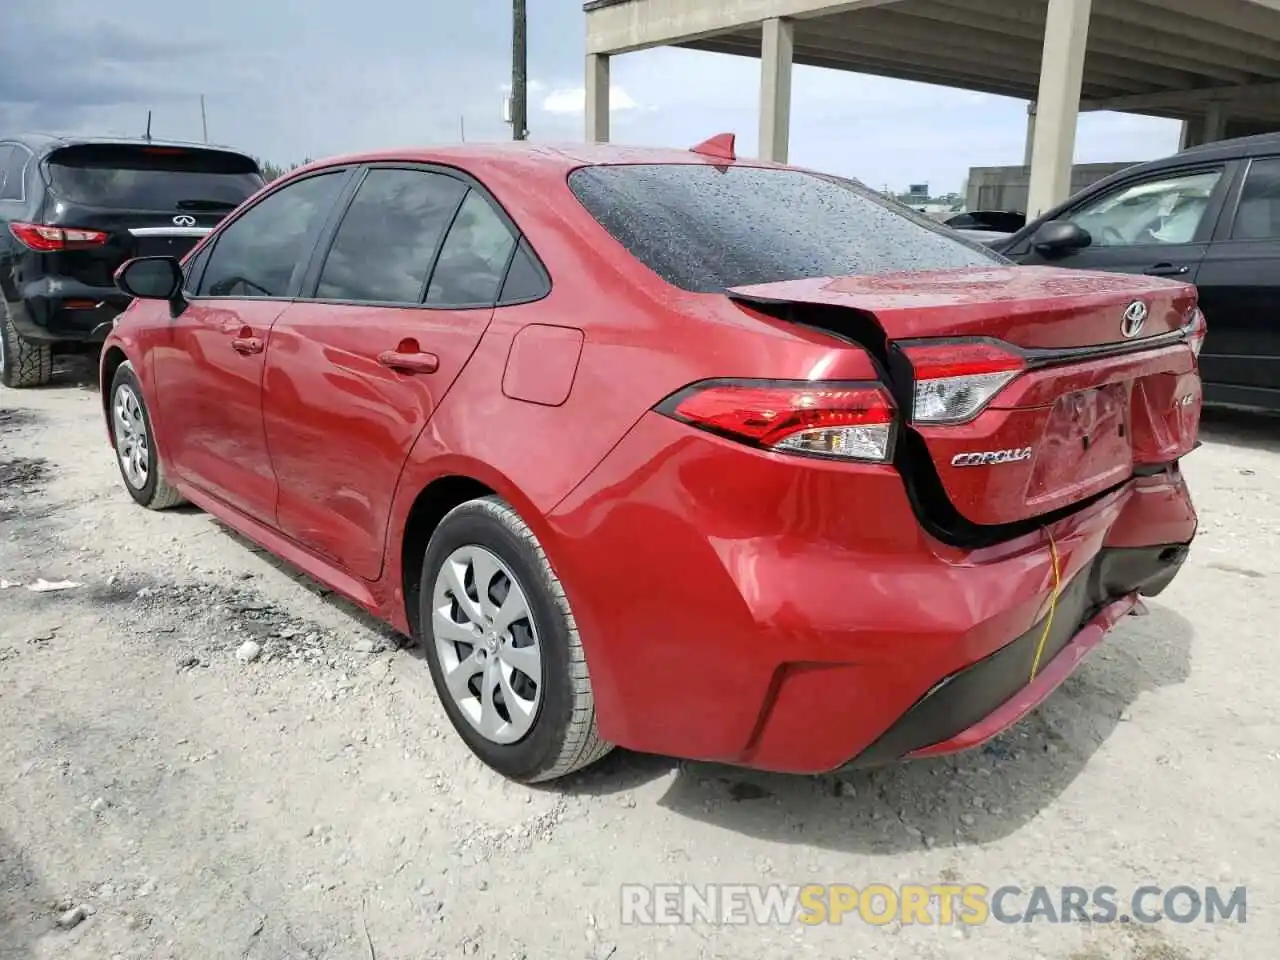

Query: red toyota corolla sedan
[[100, 137, 1203, 784]]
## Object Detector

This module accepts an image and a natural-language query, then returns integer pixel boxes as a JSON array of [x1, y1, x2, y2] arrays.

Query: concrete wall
[[966, 162, 1136, 214]]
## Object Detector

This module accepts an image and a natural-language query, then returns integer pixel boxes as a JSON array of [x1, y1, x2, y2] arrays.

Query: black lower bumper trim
[[844, 542, 1189, 769]]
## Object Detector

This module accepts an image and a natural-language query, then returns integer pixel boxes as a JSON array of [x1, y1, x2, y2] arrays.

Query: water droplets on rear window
[[567, 164, 1006, 294]]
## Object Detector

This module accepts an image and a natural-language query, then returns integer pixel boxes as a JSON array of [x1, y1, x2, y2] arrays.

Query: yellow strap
[[1028, 529, 1061, 683]]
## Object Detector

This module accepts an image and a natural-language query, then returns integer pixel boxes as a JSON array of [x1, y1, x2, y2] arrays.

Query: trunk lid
[[35, 142, 262, 289], [729, 265, 1195, 350], [728, 265, 1202, 530]]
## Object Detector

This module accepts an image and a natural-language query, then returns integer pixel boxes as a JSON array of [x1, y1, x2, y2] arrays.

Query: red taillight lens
[[899, 340, 1025, 424], [9, 222, 109, 252], [657, 380, 897, 462], [1187, 307, 1207, 358]]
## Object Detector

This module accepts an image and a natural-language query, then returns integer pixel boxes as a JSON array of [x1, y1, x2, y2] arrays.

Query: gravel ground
[[1, 359, 1277, 960]]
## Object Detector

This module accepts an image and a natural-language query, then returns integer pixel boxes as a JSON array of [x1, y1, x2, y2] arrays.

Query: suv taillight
[[898, 340, 1025, 424], [9, 222, 109, 252], [656, 379, 897, 462]]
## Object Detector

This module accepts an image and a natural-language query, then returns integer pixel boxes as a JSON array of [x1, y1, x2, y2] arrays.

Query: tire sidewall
[[108, 362, 161, 507], [418, 501, 575, 781]]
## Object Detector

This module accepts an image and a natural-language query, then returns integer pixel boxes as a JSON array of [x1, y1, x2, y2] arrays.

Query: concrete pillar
[[1179, 116, 1205, 150], [585, 53, 610, 143], [1025, 0, 1093, 218], [758, 17, 794, 163], [1023, 101, 1037, 167], [1203, 101, 1228, 144]]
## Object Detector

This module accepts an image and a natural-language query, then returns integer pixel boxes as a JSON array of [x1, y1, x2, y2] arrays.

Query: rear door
[[1194, 155, 1280, 408], [1007, 163, 1235, 281], [152, 168, 351, 523], [262, 165, 526, 579]]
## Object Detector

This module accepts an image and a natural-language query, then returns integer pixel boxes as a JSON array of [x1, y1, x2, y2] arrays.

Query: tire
[[419, 496, 613, 783], [0, 302, 53, 388], [107, 361, 187, 510]]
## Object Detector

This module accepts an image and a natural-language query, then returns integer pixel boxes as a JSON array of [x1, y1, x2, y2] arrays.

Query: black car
[[0, 135, 265, 387], [994, 132, 1280, 413]]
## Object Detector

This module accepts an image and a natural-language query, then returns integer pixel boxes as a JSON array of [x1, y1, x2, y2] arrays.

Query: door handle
[[378, 339, 439, 374], [231, 336, 264, 355], [1144, 263, 1190, 277]]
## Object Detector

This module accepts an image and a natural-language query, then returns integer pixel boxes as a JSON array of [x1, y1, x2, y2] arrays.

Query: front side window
[[1230, 157, 1280, 241], [316, 168, 467, 303], [198, 172, 346, 298], [1066, 169, 1223, 247], [425, 190, 517, 306], [567, 163, 1004, 294]]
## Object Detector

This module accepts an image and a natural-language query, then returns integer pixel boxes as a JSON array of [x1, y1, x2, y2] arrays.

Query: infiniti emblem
[[172, 215, 197, 227], [1121, 300, 1148, 338]]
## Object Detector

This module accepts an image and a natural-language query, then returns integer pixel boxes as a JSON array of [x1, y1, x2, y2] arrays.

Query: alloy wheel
[[113, 384, 150, 489], [431, 545, 543, 744]]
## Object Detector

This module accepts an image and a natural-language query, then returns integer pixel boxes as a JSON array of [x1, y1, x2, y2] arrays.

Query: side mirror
[[1031, 220, 1091, 256], [114, 256, 183, 301]]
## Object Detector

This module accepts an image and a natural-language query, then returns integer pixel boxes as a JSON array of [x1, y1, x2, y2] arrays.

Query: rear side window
[[425, 190, 517, 307], [316, 168, 467, 303], [567, 164, 1004, 293], [1231, 157, 1280, 241], [45, 144, 264, 212], [0, 145, 27, 201]]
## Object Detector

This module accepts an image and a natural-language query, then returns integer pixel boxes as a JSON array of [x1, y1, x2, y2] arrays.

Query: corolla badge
[[1121, 300, 1148, 338], [172, 215, 197, 227], [951, 447, 1033, 467]]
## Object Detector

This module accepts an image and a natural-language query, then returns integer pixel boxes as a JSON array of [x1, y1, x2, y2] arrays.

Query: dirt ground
[[1, 359, 1277, 960]]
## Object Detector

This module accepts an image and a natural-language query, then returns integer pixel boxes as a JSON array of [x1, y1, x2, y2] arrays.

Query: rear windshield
[[567, 164, 1006, 293], [45, 144, 264, 212]]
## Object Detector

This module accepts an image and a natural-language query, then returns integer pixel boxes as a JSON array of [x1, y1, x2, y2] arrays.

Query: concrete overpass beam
[[1026, 0, 1093, 218], [759, 17, 795, 162], [585, 52, 611, 143]]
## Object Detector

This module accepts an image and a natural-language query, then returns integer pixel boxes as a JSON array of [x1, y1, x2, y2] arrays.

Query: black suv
[[995, 132, 1280, 414], [0, 135, 265, 387]]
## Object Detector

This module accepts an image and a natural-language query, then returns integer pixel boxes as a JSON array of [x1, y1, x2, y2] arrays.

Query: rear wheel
[[0, 302, 53, 388], [419, 497, 613, 783], [108, 361, 187, 510]]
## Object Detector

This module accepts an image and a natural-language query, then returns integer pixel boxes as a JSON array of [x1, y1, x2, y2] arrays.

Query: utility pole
[[511, 0, 528, 140], [200, 95, 209, 143]]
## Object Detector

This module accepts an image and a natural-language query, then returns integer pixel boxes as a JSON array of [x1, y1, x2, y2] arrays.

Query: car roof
[[1163, 131, 1280, 166], [291, 140, 788, 179], [2, 132, 256, 159]]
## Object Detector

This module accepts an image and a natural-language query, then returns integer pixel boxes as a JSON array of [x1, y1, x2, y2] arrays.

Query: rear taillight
[[899, 341, 1025, 424], [657, 379, 897, 462], [1187, 307, 1207, 358], [9, 222, 109, 252]]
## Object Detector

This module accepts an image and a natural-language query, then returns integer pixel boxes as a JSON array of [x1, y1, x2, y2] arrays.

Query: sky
[[0, 0, 1183, 195]]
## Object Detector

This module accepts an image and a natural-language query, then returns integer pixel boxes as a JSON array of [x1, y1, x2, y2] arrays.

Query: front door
[[1194, 155, 1280, 407], [262, 166, 520, 579], [1011, 164, 1233, 281], [152, 169, 350, 521]]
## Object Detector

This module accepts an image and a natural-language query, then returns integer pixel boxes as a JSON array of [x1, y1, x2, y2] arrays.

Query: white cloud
[[540, 84, 640, 115]]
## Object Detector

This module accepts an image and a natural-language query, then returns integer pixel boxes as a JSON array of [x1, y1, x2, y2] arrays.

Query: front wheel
[[419, 497, 613, 783], [108, 361, 187, 510]]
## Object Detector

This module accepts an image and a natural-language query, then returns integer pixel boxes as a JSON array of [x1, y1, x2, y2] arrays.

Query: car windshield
[[45, 143, 264, 211], [567, 163, 1007, 293]]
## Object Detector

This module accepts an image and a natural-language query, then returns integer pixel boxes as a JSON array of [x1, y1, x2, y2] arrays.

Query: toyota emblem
[[1121, 300, 1148, 338], [172, 215, 197, 227]]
